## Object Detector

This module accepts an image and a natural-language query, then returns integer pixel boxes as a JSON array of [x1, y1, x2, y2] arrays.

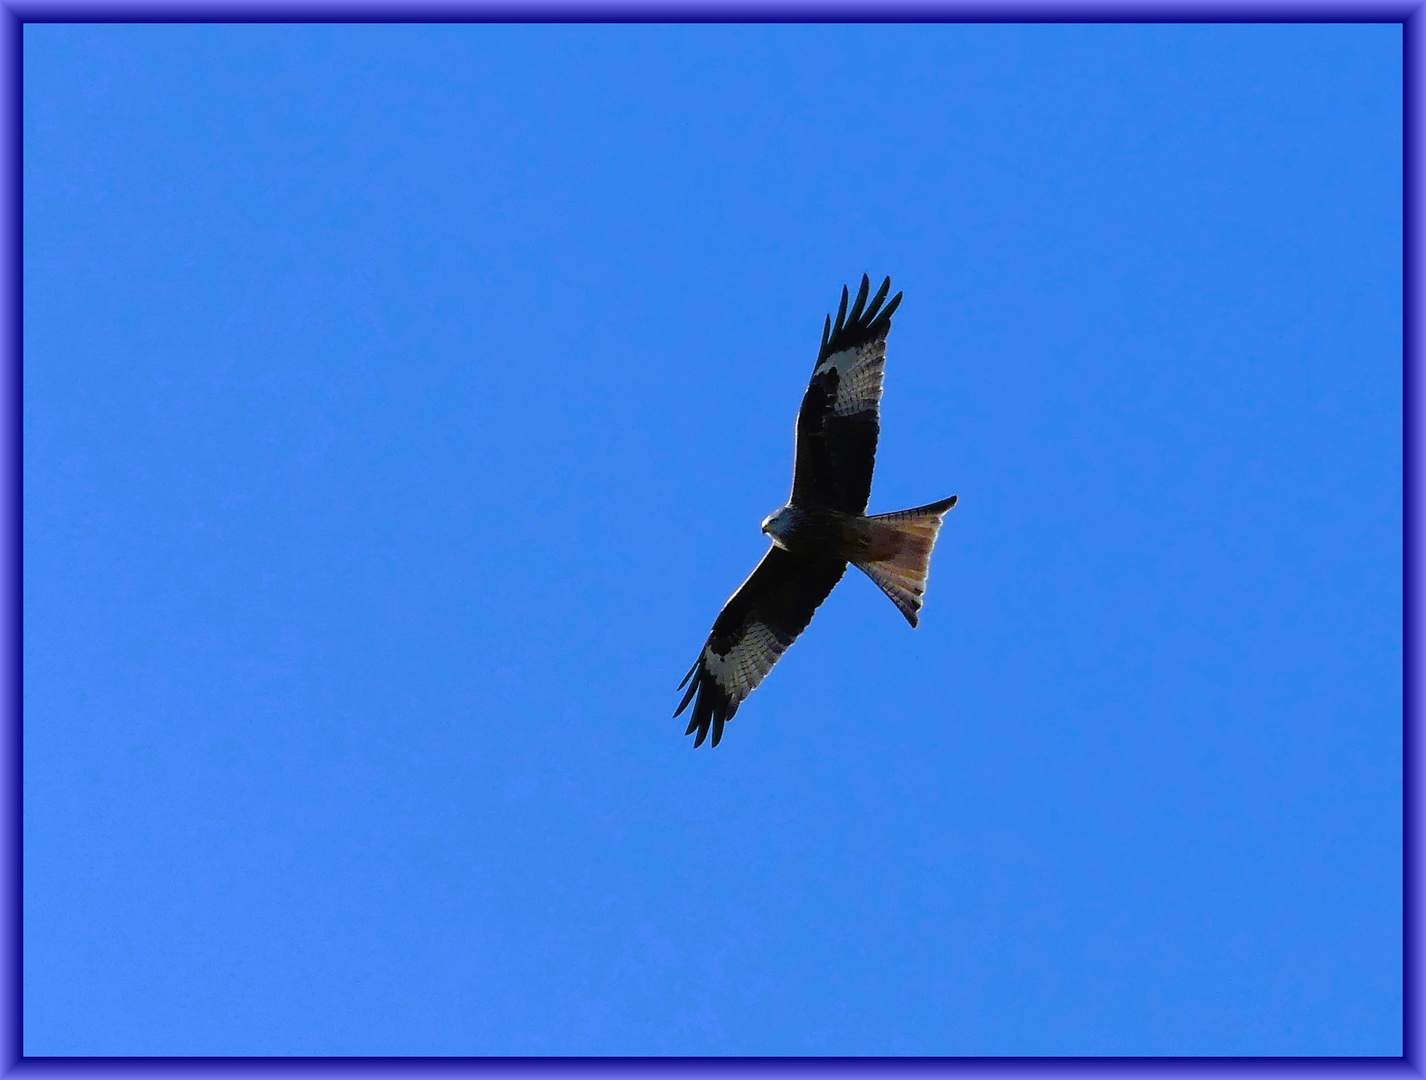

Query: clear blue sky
[[23, 24, 1400, 1056]]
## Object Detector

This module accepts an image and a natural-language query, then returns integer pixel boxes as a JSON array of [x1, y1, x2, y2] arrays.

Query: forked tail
[[854, 495, 958, 628]]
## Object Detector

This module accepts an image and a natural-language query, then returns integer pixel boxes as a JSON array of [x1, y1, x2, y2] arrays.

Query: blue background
[[23, 24, 1400, 1056]]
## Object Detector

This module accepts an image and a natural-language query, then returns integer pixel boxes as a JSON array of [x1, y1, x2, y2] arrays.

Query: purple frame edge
[[0, 0, 1417, 19], [1, 8, 1414, 1077]]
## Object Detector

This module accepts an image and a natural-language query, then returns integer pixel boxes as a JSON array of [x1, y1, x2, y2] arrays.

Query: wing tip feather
[[819, 275, 903, 362], [847, 274, 871, 324]]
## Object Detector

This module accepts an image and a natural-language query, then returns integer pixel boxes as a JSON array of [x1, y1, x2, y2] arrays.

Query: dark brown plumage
[[675, 276, 957, 748]]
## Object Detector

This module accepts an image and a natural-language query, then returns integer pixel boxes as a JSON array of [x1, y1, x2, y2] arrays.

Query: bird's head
[[761, 505, 797, 548]]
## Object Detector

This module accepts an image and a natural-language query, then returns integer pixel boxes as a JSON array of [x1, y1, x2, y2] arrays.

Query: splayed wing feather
[[846, 274, 870, 325]]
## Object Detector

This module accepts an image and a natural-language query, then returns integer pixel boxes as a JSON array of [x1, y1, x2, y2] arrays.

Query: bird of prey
[[675, 275, 957, 748]]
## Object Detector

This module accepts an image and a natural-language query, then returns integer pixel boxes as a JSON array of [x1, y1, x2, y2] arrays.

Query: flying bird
[[675, 274, 957, 748]]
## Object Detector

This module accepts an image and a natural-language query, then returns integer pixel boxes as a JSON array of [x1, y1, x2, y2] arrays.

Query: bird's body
[[676, 275, 957, 748], [763, 503, 934, 563]]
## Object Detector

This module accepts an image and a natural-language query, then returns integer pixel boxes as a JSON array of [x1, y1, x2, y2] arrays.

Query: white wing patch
[[704, 622, 787, 706], [813, 339, 887, 418]]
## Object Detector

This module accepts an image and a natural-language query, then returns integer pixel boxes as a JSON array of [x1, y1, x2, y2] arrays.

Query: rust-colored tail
[[854, 495, 958, 627]]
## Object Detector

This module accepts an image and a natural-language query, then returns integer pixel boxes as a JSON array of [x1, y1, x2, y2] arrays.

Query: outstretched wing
[[675, 546, 847, 748], [791, 274, 903, 514]]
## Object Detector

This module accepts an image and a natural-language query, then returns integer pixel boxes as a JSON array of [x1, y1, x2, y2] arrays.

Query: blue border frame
[[3, 11, 1413, 1074]]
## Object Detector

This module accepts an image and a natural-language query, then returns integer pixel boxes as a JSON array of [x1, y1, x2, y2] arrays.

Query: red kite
[[676, 275, 957, 748]]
